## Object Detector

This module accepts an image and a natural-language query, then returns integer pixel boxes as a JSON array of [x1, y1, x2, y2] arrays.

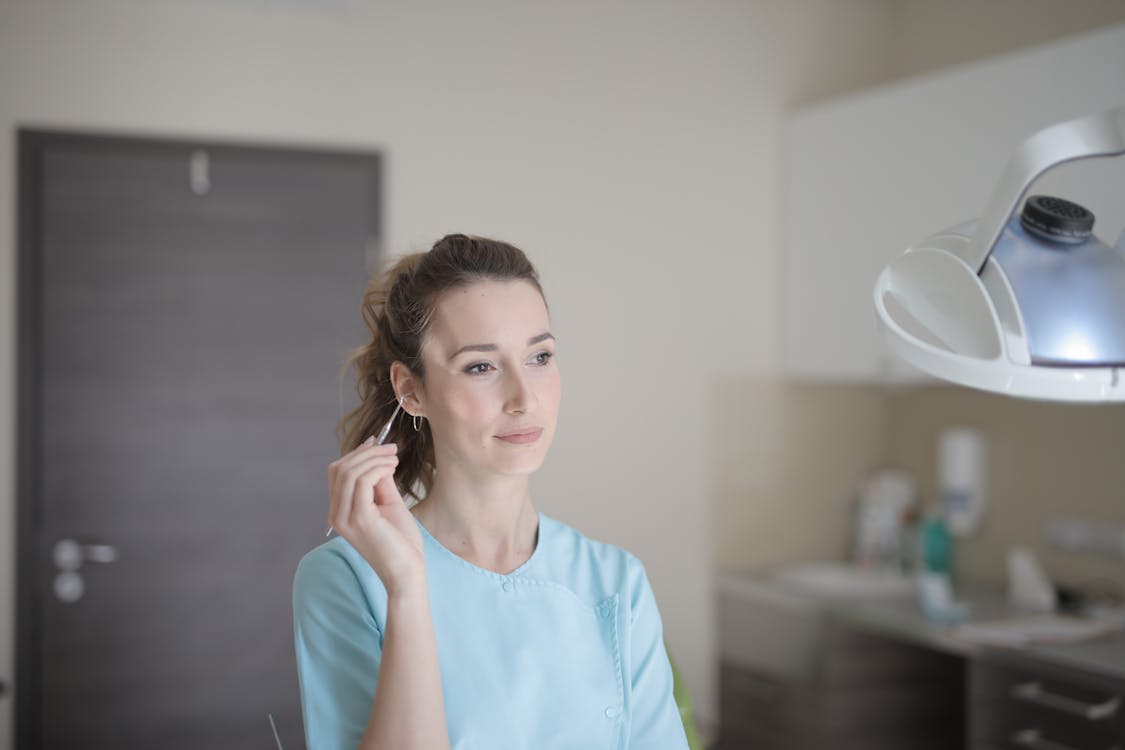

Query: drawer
[[971, 655, 1124, 749], [720, 660, 965, 750]]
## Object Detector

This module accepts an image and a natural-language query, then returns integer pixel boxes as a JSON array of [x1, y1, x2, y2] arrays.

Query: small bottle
[[920, 513, 952, 575], [898, 506, 921, 573], [917, 512, 969, 622]]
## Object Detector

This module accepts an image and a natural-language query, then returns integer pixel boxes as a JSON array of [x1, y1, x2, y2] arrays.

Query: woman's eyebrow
[[447, 332, 555, 361], [448, 343, 496, 361], [528, 332, 555, 346]]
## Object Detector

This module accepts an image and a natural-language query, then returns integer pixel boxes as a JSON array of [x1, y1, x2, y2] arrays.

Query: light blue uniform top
[[293, 512, 689, 750]]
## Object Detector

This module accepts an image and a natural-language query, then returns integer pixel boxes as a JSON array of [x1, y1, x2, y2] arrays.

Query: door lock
[[51, 539, 118, 604], [52, 539, 118, 571]]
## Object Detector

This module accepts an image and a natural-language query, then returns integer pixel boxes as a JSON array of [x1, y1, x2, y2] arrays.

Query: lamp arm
[[958, 106, 1125, 275]]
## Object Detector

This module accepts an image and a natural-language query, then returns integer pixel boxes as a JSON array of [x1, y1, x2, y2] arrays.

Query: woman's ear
[[390, 361, 425, 417]]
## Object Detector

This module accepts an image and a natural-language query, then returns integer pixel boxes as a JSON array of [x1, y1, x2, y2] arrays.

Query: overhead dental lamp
[[874, 106, 1125, 402]]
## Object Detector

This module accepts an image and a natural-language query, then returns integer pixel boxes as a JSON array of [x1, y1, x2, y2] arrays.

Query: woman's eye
[[465, 362, 494, 375], [532, 351, 554, 366]]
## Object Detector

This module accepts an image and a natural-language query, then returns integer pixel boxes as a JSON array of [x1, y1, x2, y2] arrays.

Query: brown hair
[[337, 234, 545, 500]]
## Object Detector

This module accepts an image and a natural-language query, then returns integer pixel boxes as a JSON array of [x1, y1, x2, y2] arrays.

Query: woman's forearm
[[359, 582, 450, 750]]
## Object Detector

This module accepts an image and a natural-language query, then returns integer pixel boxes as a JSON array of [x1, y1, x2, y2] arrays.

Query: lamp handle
[[959, 106, 1125, 275]]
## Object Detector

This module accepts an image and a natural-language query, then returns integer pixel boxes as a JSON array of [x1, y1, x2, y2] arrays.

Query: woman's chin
[[485, 447, 550, 477], [494, 456, 547, 477]]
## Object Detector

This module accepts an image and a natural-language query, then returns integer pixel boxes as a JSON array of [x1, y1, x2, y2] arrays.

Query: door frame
[[15, 129, 382, 748]]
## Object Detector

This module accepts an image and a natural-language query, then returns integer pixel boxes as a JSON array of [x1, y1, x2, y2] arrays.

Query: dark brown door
[[17, 131, 380, 749]]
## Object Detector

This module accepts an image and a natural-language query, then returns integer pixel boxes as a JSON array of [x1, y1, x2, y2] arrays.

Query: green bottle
[[920, 514, 951, 574]]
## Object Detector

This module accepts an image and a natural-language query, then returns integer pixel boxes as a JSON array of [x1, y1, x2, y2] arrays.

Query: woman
[[293, 234, 688, 749]]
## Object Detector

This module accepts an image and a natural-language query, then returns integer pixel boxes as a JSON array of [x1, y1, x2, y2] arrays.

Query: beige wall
[[886, 388, 1125, 588], [711, 380, 890, 571], [890, 0, 1125, 78]]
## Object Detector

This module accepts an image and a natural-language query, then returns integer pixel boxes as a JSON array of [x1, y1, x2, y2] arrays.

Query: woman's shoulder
[[293, 537, 387, 612], [536, 513, 649, 600], [539, 513, 641, 564], [295, 536, 366, 577]]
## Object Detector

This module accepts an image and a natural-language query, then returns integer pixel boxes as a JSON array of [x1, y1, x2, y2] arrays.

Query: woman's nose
[[504, 370, 536, 414]]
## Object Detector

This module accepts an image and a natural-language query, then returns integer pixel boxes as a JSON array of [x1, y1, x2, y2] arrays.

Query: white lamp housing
[[874, 107, 1125, 402]]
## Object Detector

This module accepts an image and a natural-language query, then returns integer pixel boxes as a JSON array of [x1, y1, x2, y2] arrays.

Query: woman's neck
[[412, 473, 539, 575]]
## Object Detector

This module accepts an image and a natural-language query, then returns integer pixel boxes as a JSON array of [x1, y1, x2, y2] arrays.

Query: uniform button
[[604, 706, 621, 719], [599, 605, 613, 620], [501, 581, 514, 592]]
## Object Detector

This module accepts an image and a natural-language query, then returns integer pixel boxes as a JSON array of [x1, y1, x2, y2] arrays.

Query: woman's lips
[[495, 427, 543, 444]]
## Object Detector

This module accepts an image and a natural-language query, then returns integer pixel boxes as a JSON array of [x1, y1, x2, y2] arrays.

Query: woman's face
[[414, 279, 560, 481]]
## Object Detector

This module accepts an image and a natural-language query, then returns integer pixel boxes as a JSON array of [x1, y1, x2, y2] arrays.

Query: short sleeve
[[626, 563, 690, 749], [293, 545, 384, 750]]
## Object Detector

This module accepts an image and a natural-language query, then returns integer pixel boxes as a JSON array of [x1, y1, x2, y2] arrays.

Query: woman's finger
[[344, 472, 402, 541], [335, 454, 398, 526], [351, 439, 397, 458], [330, 454, 397, 531], [339, 454, 399, 498], [347, 462, 399, 528], [372, 470, 407, 509], [330, 443, 395, 496], [330, 440, 396, 477], [332, 441, 397, 478], [328, 469, 350, 532], [331, 441, 394, 497]]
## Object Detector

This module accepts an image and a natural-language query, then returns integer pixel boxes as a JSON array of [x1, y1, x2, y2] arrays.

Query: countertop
[[718, 573, 1125, 684]]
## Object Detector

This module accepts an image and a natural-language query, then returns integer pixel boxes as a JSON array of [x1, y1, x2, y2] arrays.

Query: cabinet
[[782, 24, 1125, 382], [718, 624, 964, 750], [970, 653, 1124, 750], [718, 575, 1125, 750], [716, 577, 964, 749]]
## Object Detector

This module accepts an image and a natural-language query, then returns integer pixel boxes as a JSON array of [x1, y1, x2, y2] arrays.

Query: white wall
[[0, 0, 903, 742]]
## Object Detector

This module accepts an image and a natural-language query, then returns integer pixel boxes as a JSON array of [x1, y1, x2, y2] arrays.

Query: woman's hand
[[328, 439, 425, 595]]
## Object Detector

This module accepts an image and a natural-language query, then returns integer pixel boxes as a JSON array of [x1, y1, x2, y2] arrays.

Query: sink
[[717, 567, 917, 684], [771, 562, 917, 598]]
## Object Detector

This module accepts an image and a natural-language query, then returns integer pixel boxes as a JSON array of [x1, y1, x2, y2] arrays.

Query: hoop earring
[[413, 414, 423, 432]]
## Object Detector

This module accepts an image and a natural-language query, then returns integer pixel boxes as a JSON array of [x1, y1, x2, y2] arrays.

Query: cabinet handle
[[1010, 728, 1102, 750], [1012, 681, 1121, 721]]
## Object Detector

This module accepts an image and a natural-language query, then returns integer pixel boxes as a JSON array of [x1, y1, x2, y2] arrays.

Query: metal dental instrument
[[268, 713, 284, 750], [326, 397, 404, 537], [373, 397, 405, 446]]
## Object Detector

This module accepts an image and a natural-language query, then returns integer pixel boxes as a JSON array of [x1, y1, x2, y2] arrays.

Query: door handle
[[53, 539, 118, 571]]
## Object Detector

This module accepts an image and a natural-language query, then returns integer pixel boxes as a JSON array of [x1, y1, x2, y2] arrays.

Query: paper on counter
[[953, 614, 1121, 647]]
